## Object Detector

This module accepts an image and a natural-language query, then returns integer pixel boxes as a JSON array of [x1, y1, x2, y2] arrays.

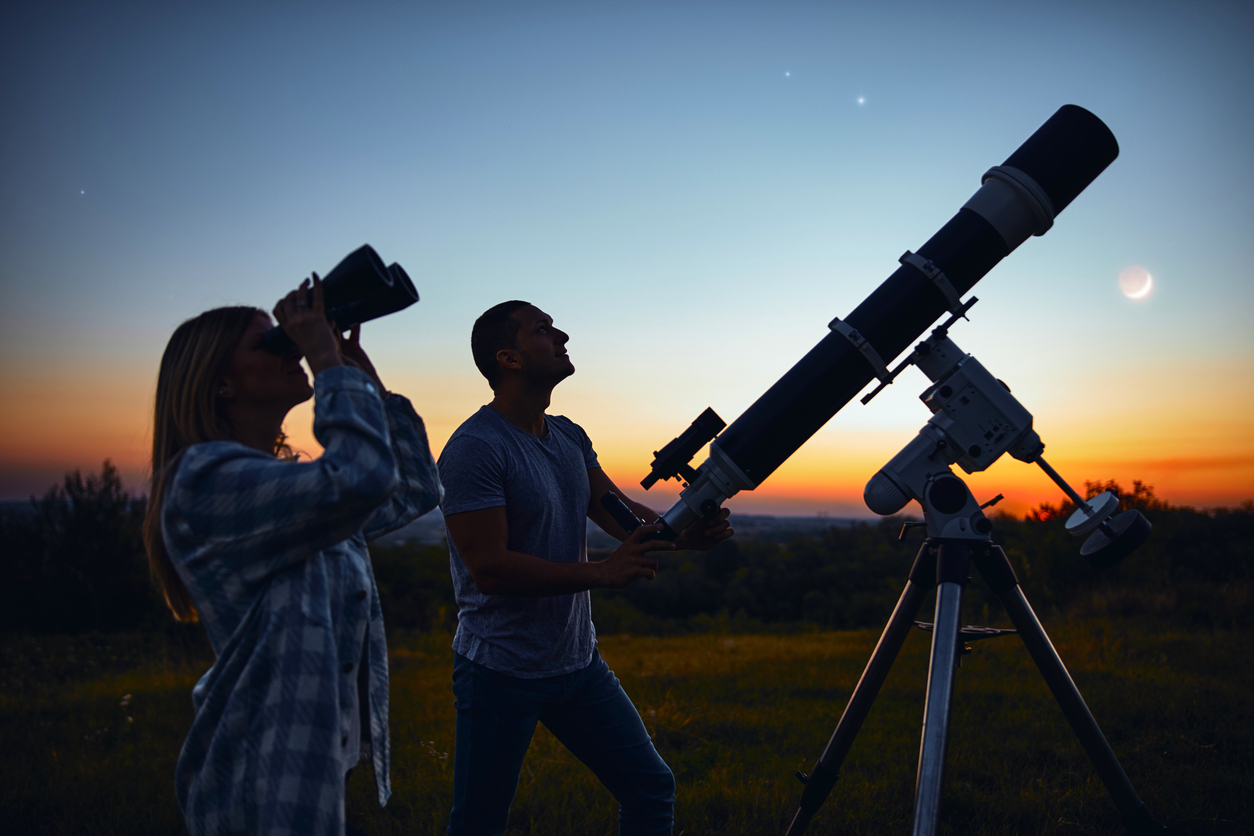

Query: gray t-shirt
[[438, 405, 600, 677]]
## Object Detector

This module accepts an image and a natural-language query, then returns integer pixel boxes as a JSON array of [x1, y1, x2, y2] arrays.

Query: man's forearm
[[471, 550, 606, 597], [587, 496, 659, 542], [624, 496, 661, 525]]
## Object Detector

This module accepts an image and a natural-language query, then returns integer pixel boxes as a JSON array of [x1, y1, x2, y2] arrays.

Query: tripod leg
[[784, 545, 936, 836], [911, 543, 970, 836], [975, 547, 1167, 835]]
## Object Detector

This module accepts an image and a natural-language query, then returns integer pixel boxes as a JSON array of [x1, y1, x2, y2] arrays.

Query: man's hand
[[673, 507, 734, 551], [447, 507, 675, 596], [594, 523, 675, 588]]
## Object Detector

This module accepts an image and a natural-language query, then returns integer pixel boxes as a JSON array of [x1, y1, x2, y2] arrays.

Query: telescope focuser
[[641, 408, 726, 490]]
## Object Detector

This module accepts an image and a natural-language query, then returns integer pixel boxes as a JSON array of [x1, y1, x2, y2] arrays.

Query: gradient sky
[[2, 1, 1252, 517]]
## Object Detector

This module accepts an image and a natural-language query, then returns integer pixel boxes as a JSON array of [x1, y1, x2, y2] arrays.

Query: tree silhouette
[[0, 461, 163, 633]]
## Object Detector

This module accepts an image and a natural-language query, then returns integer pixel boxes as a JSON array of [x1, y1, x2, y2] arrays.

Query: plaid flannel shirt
[[163, 366, 442, 836]]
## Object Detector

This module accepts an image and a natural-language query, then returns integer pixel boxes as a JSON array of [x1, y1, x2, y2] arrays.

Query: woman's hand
[[337, 324, 386, 393], [273, 275, 342, 375]]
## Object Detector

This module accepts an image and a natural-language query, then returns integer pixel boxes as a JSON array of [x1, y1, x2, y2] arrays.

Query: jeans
[[446, 648, 675, 836]]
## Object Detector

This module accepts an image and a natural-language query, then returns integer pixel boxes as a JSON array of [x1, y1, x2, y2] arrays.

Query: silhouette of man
[[438, 301, 732, 835]]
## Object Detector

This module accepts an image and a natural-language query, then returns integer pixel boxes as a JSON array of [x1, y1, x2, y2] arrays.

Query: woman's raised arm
[[165, 366, 398, 588]]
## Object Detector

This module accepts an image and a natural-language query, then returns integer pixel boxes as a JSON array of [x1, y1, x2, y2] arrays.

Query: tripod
[[783, 532, 1166, 835]]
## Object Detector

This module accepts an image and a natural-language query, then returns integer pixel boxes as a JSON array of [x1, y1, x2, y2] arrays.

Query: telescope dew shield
[[713, 105, 1118, 487], [261, 245, 420, 354]]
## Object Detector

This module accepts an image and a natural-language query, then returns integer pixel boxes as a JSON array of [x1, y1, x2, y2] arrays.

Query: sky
[[2, 0, 1252, 518]]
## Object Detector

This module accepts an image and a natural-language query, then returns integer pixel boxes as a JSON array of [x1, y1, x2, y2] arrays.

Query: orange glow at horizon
[[593, 446, 1254, 518], [3, 362, 1252, 514], [0, 369, 153, 472]]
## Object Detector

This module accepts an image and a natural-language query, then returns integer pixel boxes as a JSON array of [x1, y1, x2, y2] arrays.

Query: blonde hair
[[143, 306, 292, 622]]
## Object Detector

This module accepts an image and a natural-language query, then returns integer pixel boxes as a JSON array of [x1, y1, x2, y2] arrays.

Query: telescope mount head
[[863, 309, 1150, 565]]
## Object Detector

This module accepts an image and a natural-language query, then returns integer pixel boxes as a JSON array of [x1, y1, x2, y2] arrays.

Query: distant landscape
[[2, 462, 1251, 833], [368, 505, 869, 550]]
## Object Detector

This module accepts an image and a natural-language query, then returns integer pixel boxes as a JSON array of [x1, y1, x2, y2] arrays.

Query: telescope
[[260, 244, 418, 354], [636, 104, 1120, 537], [609, 105, 1167, 834]]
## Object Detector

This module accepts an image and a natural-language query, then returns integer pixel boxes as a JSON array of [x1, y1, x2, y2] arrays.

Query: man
[[438, 300, 733, 835]]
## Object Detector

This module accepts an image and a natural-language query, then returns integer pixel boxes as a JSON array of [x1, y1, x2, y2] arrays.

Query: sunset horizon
[[5, 380, 1250, 518]]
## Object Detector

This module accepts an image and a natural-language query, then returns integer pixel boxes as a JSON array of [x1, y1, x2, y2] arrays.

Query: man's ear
[[496, 348, 522, 373]]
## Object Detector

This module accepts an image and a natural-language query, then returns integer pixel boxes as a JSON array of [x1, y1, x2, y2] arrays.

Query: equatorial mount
[[859, 300, 1151, 566]]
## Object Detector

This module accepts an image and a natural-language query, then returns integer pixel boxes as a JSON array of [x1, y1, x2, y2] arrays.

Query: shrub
[[0, 462, 166, 634]]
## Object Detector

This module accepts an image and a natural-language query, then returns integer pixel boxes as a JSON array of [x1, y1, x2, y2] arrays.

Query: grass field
[[2, 618, 1250, 835]]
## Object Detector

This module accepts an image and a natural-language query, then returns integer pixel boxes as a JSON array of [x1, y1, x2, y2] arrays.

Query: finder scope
[[642, 408, 726, 490], [642, 105, 1120, 536], [261, 244, 418, 354]]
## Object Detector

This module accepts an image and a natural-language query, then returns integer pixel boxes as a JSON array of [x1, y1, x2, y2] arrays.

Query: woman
[[143, 277, 442, 835]]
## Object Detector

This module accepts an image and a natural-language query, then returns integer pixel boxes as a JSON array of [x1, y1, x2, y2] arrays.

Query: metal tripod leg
[[975, 547, 1167, 835], [911, 542, 970, 836], [784, 544, 936, 836]]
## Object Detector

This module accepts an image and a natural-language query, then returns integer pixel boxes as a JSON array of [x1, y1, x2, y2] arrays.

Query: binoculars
[[260, 244, 418, 354]]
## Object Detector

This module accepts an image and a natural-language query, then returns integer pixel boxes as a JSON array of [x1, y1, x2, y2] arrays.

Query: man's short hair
[[472, 300, 531, 389]]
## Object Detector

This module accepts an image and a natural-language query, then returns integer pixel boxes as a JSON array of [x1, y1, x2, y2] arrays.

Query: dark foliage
[[594, 481, 1254, 636], [0, 461, 167, 633], [592, 516, 921, 634], [369, 541, 458, 633], [3, 466, 1251, 638], [993, 480, 1254, 626]]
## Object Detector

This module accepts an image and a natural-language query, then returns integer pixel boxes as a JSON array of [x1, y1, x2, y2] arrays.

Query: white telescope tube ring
[[962, 165, 1056, 251]]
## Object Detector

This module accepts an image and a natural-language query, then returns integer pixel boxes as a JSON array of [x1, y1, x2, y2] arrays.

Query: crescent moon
[[1119, 266, 1153, 299], [1127, 273, 1153, 299]]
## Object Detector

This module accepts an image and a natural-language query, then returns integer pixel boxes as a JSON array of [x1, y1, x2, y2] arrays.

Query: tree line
[[2, 462, 1250, 637]]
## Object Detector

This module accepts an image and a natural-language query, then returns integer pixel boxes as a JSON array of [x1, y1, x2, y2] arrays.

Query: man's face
[[506, 305, 574, 385]]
